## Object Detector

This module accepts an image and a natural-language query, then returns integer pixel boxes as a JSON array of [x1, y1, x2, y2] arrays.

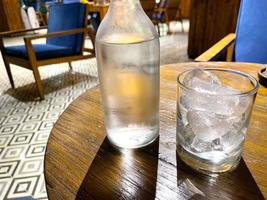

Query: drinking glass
[[176, 68, 259, 173]]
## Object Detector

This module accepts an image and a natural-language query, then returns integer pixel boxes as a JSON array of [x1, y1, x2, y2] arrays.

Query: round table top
[[45, 62, 267, 200]]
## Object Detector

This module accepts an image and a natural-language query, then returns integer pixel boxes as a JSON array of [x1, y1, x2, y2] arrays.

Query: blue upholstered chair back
[[234, 0, 267, 64], [47, 3, 86, 54], [63, 0, 81, 3]]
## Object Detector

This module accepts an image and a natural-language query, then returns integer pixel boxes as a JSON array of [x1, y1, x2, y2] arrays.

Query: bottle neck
[[96, 0, 157, 42], [110, 0, 141, 9], [111, 0, 139, 3]]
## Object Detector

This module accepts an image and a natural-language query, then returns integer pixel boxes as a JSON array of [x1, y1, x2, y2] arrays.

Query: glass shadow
[[176, 152, 265, 200], [75, 137, 159, 200]]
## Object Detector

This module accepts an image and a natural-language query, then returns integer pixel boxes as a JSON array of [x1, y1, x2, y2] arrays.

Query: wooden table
[[45, 62, 267, 199], [87, 2, 109, 20]]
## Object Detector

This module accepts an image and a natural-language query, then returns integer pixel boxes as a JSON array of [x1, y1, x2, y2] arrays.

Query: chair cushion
[[4, 44, 74, 60]]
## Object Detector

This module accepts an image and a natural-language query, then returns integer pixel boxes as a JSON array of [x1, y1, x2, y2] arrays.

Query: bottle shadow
[[176, 152, 265, 200], [75, 137, 159, 200]]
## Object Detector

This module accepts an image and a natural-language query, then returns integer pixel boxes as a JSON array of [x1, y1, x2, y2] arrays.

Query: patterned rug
[[0, 30, 189, 199]]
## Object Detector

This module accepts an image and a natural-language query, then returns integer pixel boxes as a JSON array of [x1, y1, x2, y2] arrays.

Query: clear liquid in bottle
[[96, 36, 160, 148]]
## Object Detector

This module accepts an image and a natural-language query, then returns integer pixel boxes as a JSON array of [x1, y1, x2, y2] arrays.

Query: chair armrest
[[0, 26, 47, 38], [195, 33, 236, 62], [24, 27, 93, 41], [23, 27, 95, 61]]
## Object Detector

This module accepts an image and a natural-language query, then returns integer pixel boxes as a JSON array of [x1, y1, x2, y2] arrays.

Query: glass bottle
[[95, 0, 160, 149]]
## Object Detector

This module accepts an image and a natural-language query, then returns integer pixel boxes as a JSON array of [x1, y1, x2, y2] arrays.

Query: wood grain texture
[[45, 62, 267, 199], [0, 0, 24, 31], [188, 0, 240, 58], [166, 0, 182, 21], [0, 27, 47, 37], [140, 0, 156, 19], [0, 1, 9, 32], [180, 0, 191, 18]]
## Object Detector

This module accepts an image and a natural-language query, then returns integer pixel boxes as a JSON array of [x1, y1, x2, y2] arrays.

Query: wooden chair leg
[[68, 62, 73, 71], [153, 22, 160, 37], [3, 58, 15, 88], [165, 14, 170, 35], [227, 43, 234, 62], [157, 24, 161, 37], [181, 19, 184, 32], [32, 66, 44, 100], [167, 22, 171, 35], [175, 8, 184, 32]]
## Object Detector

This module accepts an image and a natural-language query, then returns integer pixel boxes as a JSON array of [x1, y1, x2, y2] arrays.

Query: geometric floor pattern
[[0, 57, 99, 199], [0, 23, 189, 199]]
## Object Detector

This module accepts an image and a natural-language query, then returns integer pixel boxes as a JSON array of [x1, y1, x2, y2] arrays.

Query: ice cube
[[221, 127, 246, 153], [181, 68, 252, 116], [232, 95, 251, 116], [190, 77, 222, 94], [180, 69, 228, 114], [183, 124, 195, 143], [190, 137, 224, 153], [183, 68, 222, 88], [190, 137, 213, 153], [212, 85, 251, 116], [180, 90, 210, 113], [180, 85, 250, 116], [211, 138, 224, 151], [177, 122, 195, 145], [187, 110, 230, 142]]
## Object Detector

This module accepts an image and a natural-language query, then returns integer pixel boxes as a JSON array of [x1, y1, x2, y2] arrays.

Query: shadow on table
[[176, 152, 265, 200], [76, 137, 159, 200]]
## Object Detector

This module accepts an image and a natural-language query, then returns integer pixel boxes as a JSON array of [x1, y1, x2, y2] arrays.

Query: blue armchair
[[196, 0, 267, 64], [0, 2, 95, 99]]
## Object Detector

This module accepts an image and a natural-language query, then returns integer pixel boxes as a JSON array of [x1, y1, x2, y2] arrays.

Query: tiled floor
[[0, 59, 99, 200], [0, 22, 189, 200]]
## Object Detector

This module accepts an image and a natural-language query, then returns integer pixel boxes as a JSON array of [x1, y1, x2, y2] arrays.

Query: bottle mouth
[[177, 68, 259, 97]]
